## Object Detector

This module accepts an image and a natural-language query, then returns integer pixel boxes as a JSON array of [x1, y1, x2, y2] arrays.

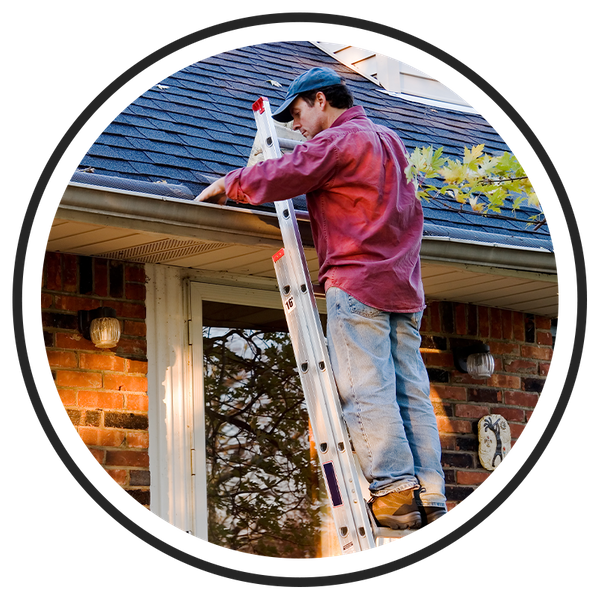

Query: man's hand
[[195, 177, 227, 205]]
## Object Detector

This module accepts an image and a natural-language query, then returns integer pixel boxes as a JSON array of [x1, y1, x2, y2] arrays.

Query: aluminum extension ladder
[[252, 96, 405, 553]]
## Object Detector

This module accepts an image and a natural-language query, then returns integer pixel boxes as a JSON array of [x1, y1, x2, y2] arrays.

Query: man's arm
[[195, 135, 336, 206], [195, 177, 227, 204]]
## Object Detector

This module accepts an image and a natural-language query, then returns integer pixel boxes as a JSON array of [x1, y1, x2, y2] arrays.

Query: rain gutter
[[60, 182, 556, 277]]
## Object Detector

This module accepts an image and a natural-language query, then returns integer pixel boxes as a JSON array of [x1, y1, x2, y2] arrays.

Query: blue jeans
[[326, 287, 446, 508]]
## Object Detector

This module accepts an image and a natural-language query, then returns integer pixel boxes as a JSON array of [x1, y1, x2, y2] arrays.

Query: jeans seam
[[336, 289, 374, 480]]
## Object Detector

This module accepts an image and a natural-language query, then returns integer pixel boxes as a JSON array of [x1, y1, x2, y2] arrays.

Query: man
[[196, 66, 447, 529]]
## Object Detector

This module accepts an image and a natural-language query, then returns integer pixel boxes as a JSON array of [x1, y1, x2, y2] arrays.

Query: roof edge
[[59, 183, 556, 276]]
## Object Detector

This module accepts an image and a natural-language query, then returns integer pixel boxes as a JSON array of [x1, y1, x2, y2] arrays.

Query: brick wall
[[41, 250, 554, 514], [42, 252, 150, 507], [421, 300, 553, 509]]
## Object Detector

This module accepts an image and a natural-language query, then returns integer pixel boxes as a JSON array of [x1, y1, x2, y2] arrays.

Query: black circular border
[[10, 11, 589, 589]]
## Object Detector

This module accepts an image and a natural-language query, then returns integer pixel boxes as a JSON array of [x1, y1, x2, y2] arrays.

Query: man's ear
[[315, 91, 327, 111]]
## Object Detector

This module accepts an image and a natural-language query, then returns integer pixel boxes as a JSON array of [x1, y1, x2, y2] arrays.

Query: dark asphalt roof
[[73, 41, 552, 251]]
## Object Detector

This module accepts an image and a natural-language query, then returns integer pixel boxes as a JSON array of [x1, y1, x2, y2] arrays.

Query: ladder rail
[[252, 96, 376, 553]]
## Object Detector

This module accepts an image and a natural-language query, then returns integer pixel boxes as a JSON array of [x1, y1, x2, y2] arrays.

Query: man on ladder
[[196, 66, 447, 531]]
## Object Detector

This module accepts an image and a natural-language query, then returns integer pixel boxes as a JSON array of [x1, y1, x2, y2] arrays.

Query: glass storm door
[[189, 283, 336, 558]]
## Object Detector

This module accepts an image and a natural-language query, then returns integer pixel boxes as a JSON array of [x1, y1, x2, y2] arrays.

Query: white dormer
[[313, 41, 476, 113]]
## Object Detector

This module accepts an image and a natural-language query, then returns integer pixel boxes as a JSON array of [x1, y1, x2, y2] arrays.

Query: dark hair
[[298, 83, 354, 110]]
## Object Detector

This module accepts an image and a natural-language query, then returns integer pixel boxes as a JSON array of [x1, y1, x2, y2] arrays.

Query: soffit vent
[[96, 239, 230, 263]]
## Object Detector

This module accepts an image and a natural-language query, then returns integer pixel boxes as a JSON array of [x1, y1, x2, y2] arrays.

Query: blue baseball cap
[[272, 67, 343, 122]]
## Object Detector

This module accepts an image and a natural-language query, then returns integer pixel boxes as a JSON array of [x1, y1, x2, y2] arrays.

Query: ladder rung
[[278, 137, 303, 150], [366, 504, 414, 540], [372, 526, 414, 540]]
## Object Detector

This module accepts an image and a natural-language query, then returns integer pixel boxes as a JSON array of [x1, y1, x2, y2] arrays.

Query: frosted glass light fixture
[[453, 342, 495, 379], [78, 307, 121, 349]]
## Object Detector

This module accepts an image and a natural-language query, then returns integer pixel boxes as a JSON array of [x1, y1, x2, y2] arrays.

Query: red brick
[[78, 428, 98, 445], [430, 385, 467, 402], [513, 313, 525, 342], [41, 293, 53, 309], [535, 316, 552, 330], [521, 346, 553, 360], [467, 388, 502, 404], [125, 282, 146, 302], [430, 401, 447, 416], [104, 300, 145, 319], [99, 429, 126, 446], [439, 435, 456, 450], [429, 302, 441, 332], [127, 360, 148, 374], [455, 305, 467, 335], [56, 370, 102, 388], [115, 338, 147, 357], [105, 450, 149, 468], [503, 358, 538, 374], [505, 390, 539, 408], [78, 390, 124, 409], [125, 264, 145, 282], [123, 320, 146, 337], [104, 373, 148, 393], [436, 417, 473, 434], [57, 389, 78, 406], [536, 331, 553, 346], [55, 332, 96, 351], [63, 254, 78, 292], [89, 448, 105, 464], [495, 407, 525, 422], [455, 404, 489, 419], [489, 374, 521, 389], [44, 253, 62, 291], [54, 295, 101, 312], [94, 259, 108, 296], [501, 310, 513, 340], [488, 341, 520, 356], [105, 468, 128, 485], [490, 308, 503, 339], [125, 394, 149, 411], [47, 350, 78, 368], [478, 305, 490, 338], [423, 352, 455, 368], [539, 362, 551, 376], [127, 431, 149, 449], [511, 423, 526, 439], [457, 471, 490, 485], [80, 353, 127, 372]]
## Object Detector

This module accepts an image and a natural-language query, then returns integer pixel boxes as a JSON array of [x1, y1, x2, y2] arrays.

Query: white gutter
[[59, 182, 556, 276]]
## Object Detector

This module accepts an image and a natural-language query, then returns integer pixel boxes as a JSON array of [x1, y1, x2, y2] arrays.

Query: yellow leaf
[[527, 191, 540, 207], [439, 160, 466, 184], [468, 196, 487, 212], [464, 144, 485, 167]]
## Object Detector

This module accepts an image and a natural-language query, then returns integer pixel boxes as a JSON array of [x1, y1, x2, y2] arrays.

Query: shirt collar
[[330, 105, 367, 128]]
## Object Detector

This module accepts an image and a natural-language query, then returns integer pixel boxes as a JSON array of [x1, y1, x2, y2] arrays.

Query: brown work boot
[[421, 505, 447, 524], [370, 488, 422, 530]]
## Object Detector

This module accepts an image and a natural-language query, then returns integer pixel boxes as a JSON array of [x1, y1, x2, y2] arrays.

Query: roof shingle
[[75, 40, 551, 250]]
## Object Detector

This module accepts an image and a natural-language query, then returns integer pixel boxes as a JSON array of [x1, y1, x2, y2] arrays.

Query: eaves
[[58, 182, 556, 277]]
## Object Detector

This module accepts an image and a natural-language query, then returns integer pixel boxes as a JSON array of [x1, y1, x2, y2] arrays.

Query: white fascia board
[[59, 183, 555, 276]]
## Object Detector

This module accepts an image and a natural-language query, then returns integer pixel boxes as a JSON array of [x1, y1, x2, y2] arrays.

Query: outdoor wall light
[[453, 342, 495, 379], [78, 307, 121, 349]]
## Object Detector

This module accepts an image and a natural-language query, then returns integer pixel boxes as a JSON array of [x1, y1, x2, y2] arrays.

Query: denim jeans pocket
[[347, 295, 382, 318], [411, 310, 423, 329]]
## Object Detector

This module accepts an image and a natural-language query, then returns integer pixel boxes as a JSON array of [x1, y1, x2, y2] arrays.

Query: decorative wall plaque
[[478, 415, 511, 470]]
